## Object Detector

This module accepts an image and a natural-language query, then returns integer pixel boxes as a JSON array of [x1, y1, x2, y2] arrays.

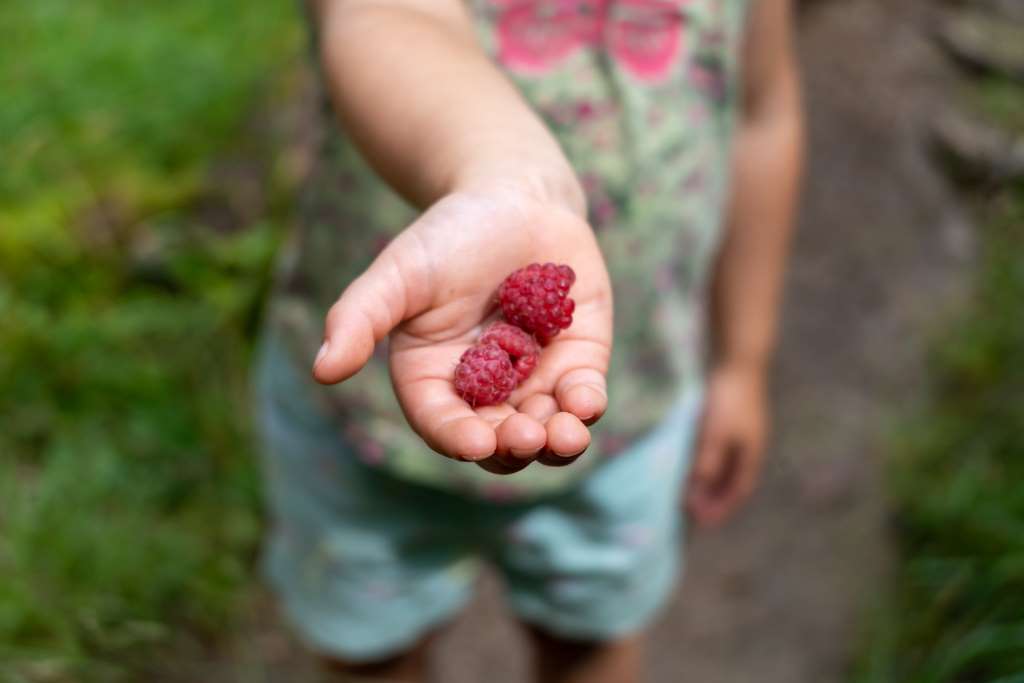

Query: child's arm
[[309, 0, 613, 470], [687, 0, 804, 525], [308, 0, 584, 211]]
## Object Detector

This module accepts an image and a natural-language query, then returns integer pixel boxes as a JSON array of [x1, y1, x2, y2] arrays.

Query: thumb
[[312, 242, 423, 384]]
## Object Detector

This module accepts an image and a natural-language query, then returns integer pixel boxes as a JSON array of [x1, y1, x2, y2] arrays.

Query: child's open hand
[[312, 189, 613, 474], [686, 365, 769, 527]]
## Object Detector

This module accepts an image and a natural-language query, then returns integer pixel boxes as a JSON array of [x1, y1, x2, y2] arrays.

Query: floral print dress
[[265, 0, 750, 500]]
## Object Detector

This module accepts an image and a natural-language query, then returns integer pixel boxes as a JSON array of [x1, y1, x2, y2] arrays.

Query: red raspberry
[[479, 321, 541, 384], [497, 263, 576, 344], [453, 344, 517, 407]]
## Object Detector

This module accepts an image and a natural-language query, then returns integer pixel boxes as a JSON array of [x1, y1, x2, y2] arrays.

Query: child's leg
[[528, 627, 642, 683]]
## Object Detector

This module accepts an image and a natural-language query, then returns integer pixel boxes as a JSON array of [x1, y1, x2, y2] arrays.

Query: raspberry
[[497, 263, 576, 344], [453, 344, 517, 407], [479, 321, 541, 384]]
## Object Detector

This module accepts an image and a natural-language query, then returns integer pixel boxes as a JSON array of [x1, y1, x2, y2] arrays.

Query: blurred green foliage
[[855, 80, 1024, 683], [0, 1, 302, 680]]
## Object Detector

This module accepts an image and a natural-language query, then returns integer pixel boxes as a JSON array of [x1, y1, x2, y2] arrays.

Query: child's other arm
[[688, 0, 805, 527], [309, 0, 584, 212]]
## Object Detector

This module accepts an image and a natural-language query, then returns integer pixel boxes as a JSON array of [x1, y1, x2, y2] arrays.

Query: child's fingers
[[513, 396, 592, 467], [691, 443, 724, 489], [517, 394, 559, 423], [474, 414, 547, 475], [314, 270, 400, 384], [554, 367, 607, 424], [695, 443, 748, 526], [495, 413, 546, 459], [399, 376, 498, 460], [542, 411, 590, 462], [716, 441, 763, 516], [313, 237, 429, 385], [510, 338, 610, 411], [432, 414, 498, 461], [687, 421, 741, 526]]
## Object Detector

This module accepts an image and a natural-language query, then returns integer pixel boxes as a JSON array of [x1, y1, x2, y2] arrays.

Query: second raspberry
[[479, 321, 541, 383]]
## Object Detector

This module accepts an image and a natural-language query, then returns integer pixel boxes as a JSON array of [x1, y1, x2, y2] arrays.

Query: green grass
[[0, 1, 302, 680], [854, 79, 1024, 683]]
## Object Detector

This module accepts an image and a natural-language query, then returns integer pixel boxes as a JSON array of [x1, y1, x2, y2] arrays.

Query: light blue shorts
[[255, 338, 702, 661]]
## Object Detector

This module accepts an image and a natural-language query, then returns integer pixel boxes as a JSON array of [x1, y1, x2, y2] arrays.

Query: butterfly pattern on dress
[[488, 0, 693, 81]]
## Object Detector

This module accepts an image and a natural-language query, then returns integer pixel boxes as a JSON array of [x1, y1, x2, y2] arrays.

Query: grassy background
[[0, 1, 302, 680], [855, 76, 1024, 683]]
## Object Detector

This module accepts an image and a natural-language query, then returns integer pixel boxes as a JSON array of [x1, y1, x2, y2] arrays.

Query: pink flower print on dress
[[575, 100, 598, 120], [543, 99, 605, 127], [492, 0, 687, 82], [606, 0, 686, 82], [494, 0, 597, 74], [345, 424, 387, 465]]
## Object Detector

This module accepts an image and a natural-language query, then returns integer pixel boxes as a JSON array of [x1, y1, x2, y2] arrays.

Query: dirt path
[[153, 1, 972, 680]]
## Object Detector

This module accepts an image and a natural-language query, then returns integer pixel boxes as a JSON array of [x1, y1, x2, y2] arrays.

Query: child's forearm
[[711, 0, 803, 373], [312, 0, 584, 213]]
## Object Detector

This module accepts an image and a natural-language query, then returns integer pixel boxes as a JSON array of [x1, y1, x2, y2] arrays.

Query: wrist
[[711, 354, 771, 385], [450, 156, 586, 218]]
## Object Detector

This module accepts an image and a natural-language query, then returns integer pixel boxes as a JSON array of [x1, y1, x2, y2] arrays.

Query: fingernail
[[314, 341, 329, 369]]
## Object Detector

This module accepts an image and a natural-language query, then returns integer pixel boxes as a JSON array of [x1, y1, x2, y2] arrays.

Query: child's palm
[[313, 192, 613, 472]]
